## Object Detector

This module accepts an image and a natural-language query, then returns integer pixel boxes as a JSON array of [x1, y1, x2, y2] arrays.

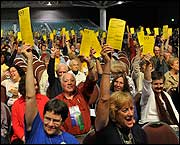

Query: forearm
[[25, 55, 38, 131], [87, 60, 97, 82], [144, 62, 151, 81], [100, 61, 111, 100], [95, 61, 111, 131], [95, 59, 103, 74], [95, 99, 109, 131], [26, 58, 36, 97]]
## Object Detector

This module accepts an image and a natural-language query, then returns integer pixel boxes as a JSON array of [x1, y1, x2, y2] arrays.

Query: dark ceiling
[[1, 1, 130, 9]]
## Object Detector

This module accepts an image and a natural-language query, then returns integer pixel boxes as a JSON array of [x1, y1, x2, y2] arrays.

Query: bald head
[[61, 72, 76, 93]]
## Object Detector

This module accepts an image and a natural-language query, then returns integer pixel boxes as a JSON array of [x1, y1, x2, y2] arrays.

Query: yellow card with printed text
[[146, 28, 151, 35], [18, 7, 34, 46], [130, 28, 135, 34], [53, 29, 57, 35], [102, 31, 106, 38], [65, 31, 70, 41], [96, 31, 99, 37], [91, 31, 102, 58], [80, 29, 91, 57], [154, 28, 159, 36], [17, 32, 22, 41], [50, 33, 54, 41], [143, 36, 155, 55], [140, 26, 144, 32], [43, 34, 47, 41], [71, 30, 75, 36], [107, 18, 126, 50], [137, 31, 144, 46], [126, 25, 129, 33], [168, 28, 172, 36], [61, 27, 66, 36], [163, 25, 168, 39]]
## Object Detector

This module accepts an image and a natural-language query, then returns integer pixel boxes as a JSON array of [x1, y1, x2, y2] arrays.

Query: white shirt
[[68, 70, 86, 86], [39, 69, 49, 95], [139, 79, 179, 125], [1, 78, 20, 106]]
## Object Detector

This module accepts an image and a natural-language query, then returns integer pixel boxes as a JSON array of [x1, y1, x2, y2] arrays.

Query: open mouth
[[125, 117, 135, 125]]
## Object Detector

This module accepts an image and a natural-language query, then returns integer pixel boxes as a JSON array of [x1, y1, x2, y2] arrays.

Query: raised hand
[[21, 44, 33, 59], [101, 44, 114, 63]]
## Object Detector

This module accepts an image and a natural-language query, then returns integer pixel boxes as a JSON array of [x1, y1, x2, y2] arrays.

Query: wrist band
[[102, 72, 110, 75]]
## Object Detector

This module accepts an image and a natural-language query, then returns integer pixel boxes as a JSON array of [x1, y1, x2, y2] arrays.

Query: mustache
[[154, 87, 163, 90]]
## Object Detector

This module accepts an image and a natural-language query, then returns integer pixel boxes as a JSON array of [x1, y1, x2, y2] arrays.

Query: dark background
[[1, 1, 179, 29]]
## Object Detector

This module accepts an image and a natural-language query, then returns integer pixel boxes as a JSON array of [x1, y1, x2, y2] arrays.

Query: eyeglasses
[[58, 71, 67, 73], [44, 116, 62, 126]]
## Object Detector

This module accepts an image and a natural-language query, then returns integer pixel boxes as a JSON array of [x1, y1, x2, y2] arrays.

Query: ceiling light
[[47, 2, 52, 6], [117, 1, 123, 5]]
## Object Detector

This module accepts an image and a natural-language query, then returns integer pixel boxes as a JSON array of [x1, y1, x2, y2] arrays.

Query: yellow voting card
[[18, 7, 34, 46], [143, 36, 155, 55], [107, 18, 126, 50]]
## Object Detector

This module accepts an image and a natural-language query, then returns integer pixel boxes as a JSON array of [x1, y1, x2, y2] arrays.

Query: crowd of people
[[1, 22, 179, 144]]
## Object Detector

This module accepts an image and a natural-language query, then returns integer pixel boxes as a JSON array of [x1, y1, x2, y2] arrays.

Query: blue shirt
[[25, 113, 79, 144]]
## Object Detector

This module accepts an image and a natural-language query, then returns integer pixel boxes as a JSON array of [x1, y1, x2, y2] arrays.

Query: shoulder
[[11, 97, 25, 111], [55, 93, 65, 100], [164, 71, 170, 77], [132, 124, 147, 143], [62, 132, 79, 144], [78, 71, 86, 76], [36, 93, 49, 100]]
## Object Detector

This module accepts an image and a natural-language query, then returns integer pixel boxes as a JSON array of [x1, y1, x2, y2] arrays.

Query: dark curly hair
[[8, 64, 25, 77], [18, 75, 26, 97], [110, 72, 130, 93]]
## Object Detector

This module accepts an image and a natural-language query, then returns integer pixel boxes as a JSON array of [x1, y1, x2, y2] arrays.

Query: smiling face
[[9, 67, 21, 82], [69, 59, 79, 71], [114, 77, 124, 91], [170, 59, 179, 72], [43, 111, 62, 135], [152, 79, 164, 94], [153, 46, 160, 57], [116, 102, 135, 128], [109, 91, 135, 129], [61, 73, 76, 93]]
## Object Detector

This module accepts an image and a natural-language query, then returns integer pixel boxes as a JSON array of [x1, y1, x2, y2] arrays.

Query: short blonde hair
[[168, 57, 179, 68], [109, 91, 133, 123]]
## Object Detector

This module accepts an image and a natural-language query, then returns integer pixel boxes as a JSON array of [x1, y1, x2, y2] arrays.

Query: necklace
[[116, 127, 135, 144], [48, 133, 66, 144]]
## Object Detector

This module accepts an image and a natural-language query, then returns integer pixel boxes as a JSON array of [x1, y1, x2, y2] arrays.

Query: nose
[[127, 109, 134, 116], [61, 72, 65, 75], [67, 80, 73, 84], [117, 83, 121, 86], [48, 119, 55, 126], [157, 84, 162, 87]]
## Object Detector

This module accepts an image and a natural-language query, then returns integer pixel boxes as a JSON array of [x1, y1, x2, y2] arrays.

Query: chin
[[125, 122, 134, 128], [45, 130, 55, 136], [127, 124, 134, 128]]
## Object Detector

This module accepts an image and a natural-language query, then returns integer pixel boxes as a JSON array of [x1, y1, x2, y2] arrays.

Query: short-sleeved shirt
[[25, 113, 79, 144]]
